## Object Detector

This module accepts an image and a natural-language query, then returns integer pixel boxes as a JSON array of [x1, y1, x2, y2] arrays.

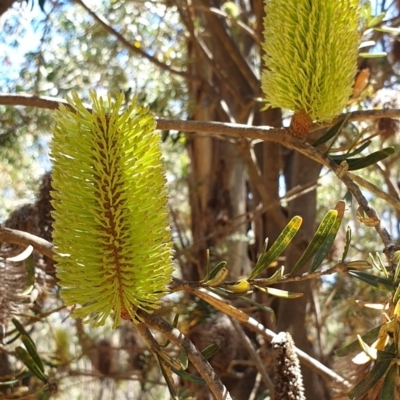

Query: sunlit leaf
[[202, 260, 228, 286], [311, 201, 345, 272], [222, 279, 251, 295], [291, 210, 338, 275], [393, 252, 400, 283], [358, 52, 387, 58], [336, 325, 382, 357], [248, 216, 302, 279], [6, 245, 34, 262], [367, 13, 385, 28], [373, 26, 400, 34], [357, 335, 379, 360], [254, 266, 284, 286], [255, 285, 303, 299], [393, 285, 400, 304], [203, 264, 229, 287]]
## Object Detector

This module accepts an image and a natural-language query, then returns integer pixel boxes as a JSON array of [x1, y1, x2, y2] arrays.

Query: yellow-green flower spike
[[51, 91, 173, 328], [262, 0, 359, 139]]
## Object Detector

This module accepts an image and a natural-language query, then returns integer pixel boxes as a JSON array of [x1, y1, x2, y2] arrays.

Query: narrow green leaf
[[376, 350, 396, 361], [0, 378, 19, 386], [393, 284, 400, 303], [20, 253, 36, 296], [330, 140, 371, 162], [393, 254, 400, 283], [360, 1, 371, 20], [208, 286, 248, 299], [367, 13, 385, 28], [21, 335, 45, 373], [336, 324, 382, 357], [359, 52, 387, 58], [255, 285, 303, 299], [5, 332, 21, 345], [208, 261, 228, 281], [172, 313, 179, 328], [374, 26, 400, 34], [12, 319, 35, 348], [312, 115, 350, 147], [203, 249, 211, 281], [369, 253, 382, 271], [158, 357, 178, 400], [254, 266, 284, 286], [375, 253, 389, 277], [178, 350, 188, 370], [203, 262, 228, 287], [248, 216, 302, 279], [380, 363, 397, 400], [341, 225, 352, 262], [348, 359, 392, 399], [15, 347, 48, 383], [346, 147, 395, 171], [291, 210, 338, 275], [173, 369, 206, 385], [201, 344, 219, 360], [238, 296, 276, 323], [311, 201, 345, 272], [348, 271, 393, 290], [357, 334, 379, 360]]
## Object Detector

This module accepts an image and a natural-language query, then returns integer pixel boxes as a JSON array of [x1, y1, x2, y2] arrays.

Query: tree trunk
[[277, 150, 328, 399]]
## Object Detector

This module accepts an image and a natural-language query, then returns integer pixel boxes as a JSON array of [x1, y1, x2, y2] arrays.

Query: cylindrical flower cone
[[51, 92, 173, 327], [262, 0, 359, 139]]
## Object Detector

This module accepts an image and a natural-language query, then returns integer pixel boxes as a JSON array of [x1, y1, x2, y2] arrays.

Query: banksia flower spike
[[51, 91, 173, 328], [262, 0, 359, 139]]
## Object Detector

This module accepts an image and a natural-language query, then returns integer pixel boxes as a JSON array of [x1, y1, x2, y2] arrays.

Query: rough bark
[[277, 149, 327, 399]]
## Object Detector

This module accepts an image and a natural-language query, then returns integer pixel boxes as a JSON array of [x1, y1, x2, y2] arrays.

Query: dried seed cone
[[272, 332, 305, 400], [51, 92, 173, 327], [262, 0, 359, 136]]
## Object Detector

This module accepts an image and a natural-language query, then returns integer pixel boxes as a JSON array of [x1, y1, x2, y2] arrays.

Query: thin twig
[[2, 92, 400, 134], [0, 227, 54, 260], [199, 0, 259, 91], [252, 262, 366, 285], [73, 0, 198, 83], [347, 171, 400, 213], [0, 93, 71, 111], [0, 93, 396, 250], [178, 0, 246, 109], [230, 318, 275, 399], [236, 139, 286, 230], [139, 311, 233, 400]]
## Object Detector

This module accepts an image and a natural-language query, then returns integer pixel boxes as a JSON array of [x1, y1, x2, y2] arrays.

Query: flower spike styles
[[262, 0, 359, 139], [51, 92, 173, 327]]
